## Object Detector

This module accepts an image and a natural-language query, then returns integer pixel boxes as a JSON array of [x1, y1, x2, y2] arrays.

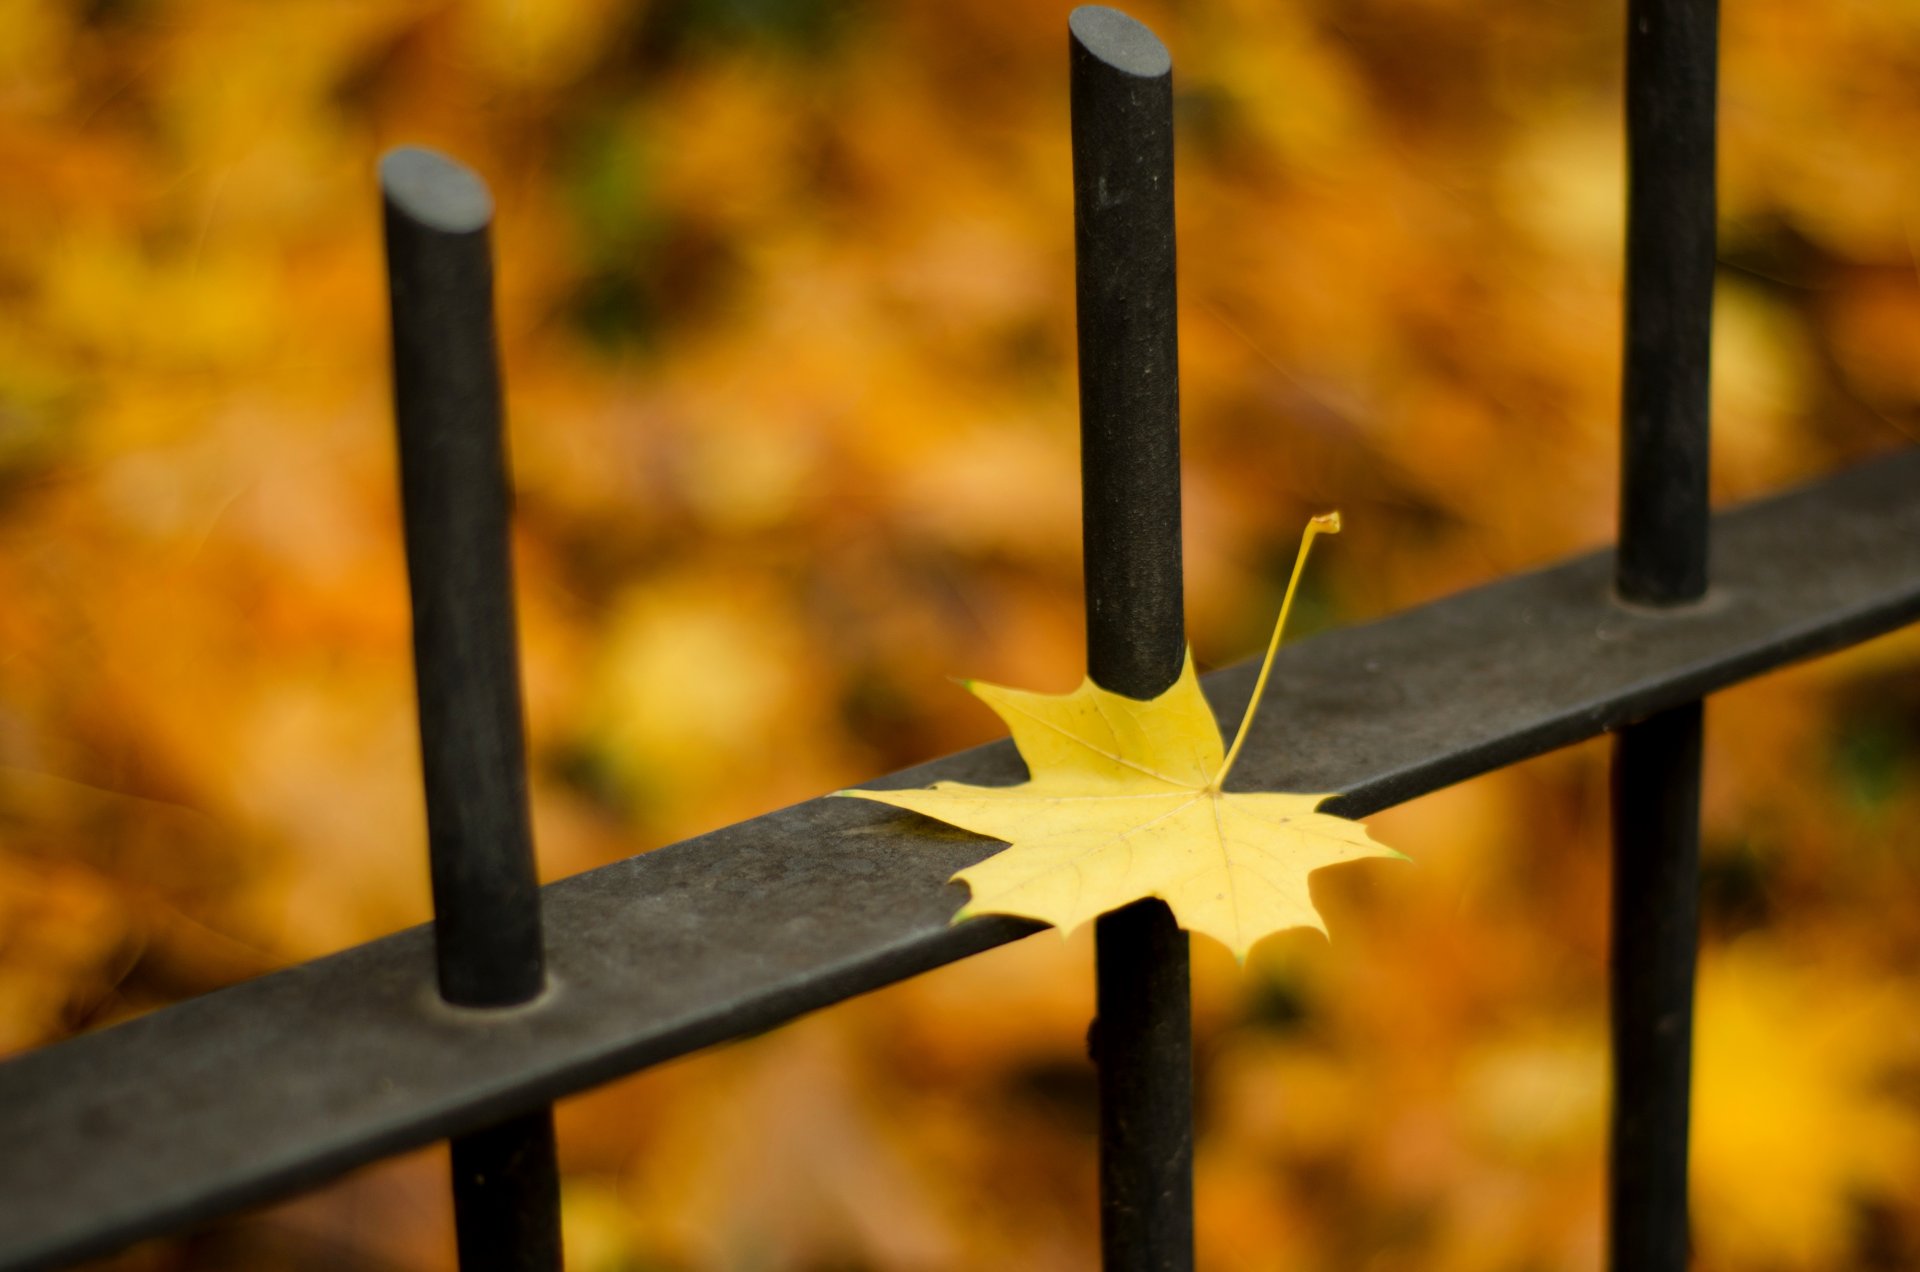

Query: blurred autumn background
[[5, 0, 1920, 1267]]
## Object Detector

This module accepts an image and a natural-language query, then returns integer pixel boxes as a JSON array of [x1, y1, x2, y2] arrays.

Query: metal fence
[[3, 2, 1917, 1270]]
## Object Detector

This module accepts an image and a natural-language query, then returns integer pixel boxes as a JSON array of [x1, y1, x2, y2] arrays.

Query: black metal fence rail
[[3, 2, 1916, 1269], [1, 449, 1917, 1271]]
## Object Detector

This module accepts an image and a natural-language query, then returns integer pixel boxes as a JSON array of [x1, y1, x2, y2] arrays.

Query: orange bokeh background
[[6, 0, 1920, 1268]]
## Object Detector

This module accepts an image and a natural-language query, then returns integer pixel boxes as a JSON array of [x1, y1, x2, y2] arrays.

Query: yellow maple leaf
[[838, 513, 1406, 960]]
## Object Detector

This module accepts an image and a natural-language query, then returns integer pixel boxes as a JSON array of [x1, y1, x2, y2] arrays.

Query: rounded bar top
[[380, 145, 493, 235], [1069, 5, 1171, 79]]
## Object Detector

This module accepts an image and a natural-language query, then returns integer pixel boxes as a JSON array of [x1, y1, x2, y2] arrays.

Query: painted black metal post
[[382, 146, 563, 1272], [1620, 0, 1716, 604], [1069, 9, 1193, 1270], [1610, 0, 1716, 1268]]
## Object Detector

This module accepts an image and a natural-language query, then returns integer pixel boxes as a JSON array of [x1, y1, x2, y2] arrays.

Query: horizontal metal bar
[[2, 450, 1916, 1272]]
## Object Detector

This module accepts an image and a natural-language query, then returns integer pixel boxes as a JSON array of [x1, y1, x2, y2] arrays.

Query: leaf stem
[[1210, 512, 1341, 790]]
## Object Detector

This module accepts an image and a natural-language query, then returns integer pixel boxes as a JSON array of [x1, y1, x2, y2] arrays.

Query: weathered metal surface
[[1618, 0, 1716, 607], [1067, 9, 1197, 1271], [0, 449, 1915, 1271], [1608, 0, 1720, 1263], [382, 144, 563, 1272], [1610, 699, 1704, 1271]]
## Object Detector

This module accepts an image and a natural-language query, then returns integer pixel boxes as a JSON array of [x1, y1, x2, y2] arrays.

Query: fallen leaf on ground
[[839, 513, 1406, 960]]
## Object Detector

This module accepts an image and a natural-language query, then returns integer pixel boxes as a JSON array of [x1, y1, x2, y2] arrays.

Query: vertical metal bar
[[1619, 0, 1716, 605], [450, 1109, 565, 1269], [1069, 9, 1193, 1270], [383, 146, 546, 1008], [1610, 0, 1716, 1268], [1609, 702, 1703, 1270], [382, 145, 563, 1272]]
